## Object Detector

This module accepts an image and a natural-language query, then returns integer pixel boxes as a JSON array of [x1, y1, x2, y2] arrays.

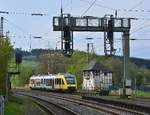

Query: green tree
[[12, 64, 33, 86], [0, 37, 13, 94]]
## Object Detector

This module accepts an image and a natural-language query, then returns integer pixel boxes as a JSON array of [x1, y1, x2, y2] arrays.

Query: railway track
[[44, 92, 147, 115], [16, 93, 79, 115], [14, 90, 147, 115], [82, 96, 150, 114]]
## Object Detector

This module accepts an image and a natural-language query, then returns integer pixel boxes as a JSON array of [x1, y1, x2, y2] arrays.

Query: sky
[[0, 0, 150, 59]]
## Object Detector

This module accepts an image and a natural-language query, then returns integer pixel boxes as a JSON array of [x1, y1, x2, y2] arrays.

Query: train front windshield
[[65, 76, 75, 84]]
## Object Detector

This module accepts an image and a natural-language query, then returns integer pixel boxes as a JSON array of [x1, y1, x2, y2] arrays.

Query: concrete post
[[122, 31, 130, 97]]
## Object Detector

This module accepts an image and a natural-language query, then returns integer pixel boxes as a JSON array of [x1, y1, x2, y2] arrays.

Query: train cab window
[[65, 76, 75, 84], [31, 80, 33, 84]]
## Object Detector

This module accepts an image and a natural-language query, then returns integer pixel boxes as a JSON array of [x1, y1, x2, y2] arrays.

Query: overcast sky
[[0, 0, 150, 59]]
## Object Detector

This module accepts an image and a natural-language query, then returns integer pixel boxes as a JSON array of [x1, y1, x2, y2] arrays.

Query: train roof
[[30, 74, 56, 79], [30, 73, 75, 80]]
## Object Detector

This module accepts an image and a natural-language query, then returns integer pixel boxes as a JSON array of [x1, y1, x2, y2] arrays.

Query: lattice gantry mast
[[103, 15, 115, 56], [61, 14, 73, 57]]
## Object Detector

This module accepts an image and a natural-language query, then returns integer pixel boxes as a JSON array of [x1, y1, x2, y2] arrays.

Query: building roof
[[83, 60, 112, 72]]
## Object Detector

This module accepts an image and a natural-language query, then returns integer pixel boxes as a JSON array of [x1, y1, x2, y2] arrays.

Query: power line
[[117, 9, 150, 13], [3, 18, 32, 49], [3, 10, 150, 20], [79, 0, 150, 15], [79, 0, 115, 11], [0, 10, 49, 16], [1, 9, 150, 19], [130, 38, 150, 40], [131, 23, 150, 35], [130, 0, 145, 9], [81, 0, 97, 16], [116, 38, 150, 41], [4, 18, 30, 35], [7, 35, 43, 39], [0, 9, 145, 14], [79, 0, 150, 43]]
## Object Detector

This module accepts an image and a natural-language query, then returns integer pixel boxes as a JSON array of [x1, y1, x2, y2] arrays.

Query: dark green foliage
[[130, 57, 150, 69]]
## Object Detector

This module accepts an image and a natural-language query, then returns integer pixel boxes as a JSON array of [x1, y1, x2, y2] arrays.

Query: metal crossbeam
[[53, 15, 132, 57], [53, 16, 131, 32]]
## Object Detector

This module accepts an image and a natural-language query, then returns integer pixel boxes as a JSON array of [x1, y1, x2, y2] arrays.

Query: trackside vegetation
[[5, 96, 23, 115], [0, 37, 13, 95], [5, 95, 47, 115], [12, 50, 150, 93]]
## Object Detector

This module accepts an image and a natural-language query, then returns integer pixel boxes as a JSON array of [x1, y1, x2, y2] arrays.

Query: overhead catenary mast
[[0, 17, 4, 38]]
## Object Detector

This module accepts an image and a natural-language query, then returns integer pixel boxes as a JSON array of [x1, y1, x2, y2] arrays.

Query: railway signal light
[[15, 52, 22, 64], [62, 26, 73, 57]]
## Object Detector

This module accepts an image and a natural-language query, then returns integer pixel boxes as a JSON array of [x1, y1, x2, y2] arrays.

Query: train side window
[[46, 79, 51, 86], [56, 79, 59, 84], [58, 79, 61, 84], [56, 79, 58, 84], [57, 79, 59, 85], [55, 79, 56, 84], [50, 79, 52, 85], [57, 79, 59, 84], [104, 72, 107, 76], [55, 79, 57, 84], [36, 79, 40, 86]]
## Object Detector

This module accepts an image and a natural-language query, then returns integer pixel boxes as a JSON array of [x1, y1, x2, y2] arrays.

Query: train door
[[60, 78, 65, 91], [52, 79, 54, 89], [55, 78, 58, 89], [58, 79, 61, 89], [59, 79, 62, 89], [54, 78, 61, 90]]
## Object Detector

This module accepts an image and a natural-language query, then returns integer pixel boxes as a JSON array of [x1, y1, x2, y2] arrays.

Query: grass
[[134, 90, 150, 98], [5, 95, 47, 115], [5, 96, 23, 115]]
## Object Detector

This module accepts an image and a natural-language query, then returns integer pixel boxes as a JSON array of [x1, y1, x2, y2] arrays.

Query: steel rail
[[14, 89, 148, 115], [16, 91, 130, 115], [46, 92, 146, 115], [16, 92, 80, 115]]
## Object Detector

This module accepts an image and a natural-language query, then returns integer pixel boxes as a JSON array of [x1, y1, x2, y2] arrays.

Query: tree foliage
[[12, 50, 150, 89], [0, 37, 13, 94], [11, 64, 33, 86]]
